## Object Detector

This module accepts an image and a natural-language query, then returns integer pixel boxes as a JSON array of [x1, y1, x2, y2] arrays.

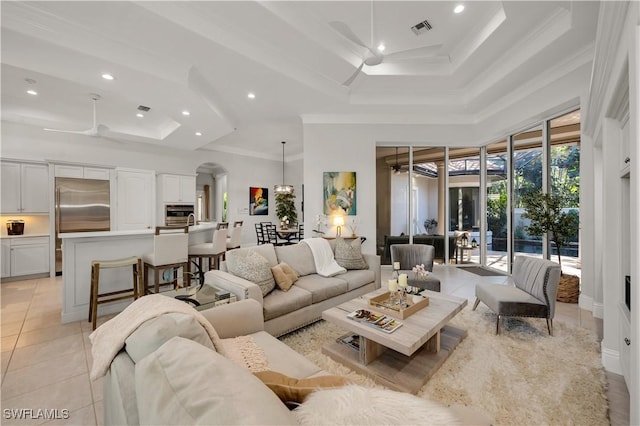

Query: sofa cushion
[[271, 262, 299, 292], [333, 237, 368, 270], [274, 244, 316, 276], [135, 337, 296, 425], [125, 313, 215, 364], [475, 282, 548, 317], [337, 269, 376, 292], [254, 370, 350, 404], [294, 275, 348, 304], [263, 286, 313, 321], [226, 250, 276, 296], [294, 385, 461, 425]]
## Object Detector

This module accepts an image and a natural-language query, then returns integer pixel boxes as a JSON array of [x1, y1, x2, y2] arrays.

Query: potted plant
[[521, 190, 580, 302], [423, 218, 438, 234], [275, 193, 297, 227]]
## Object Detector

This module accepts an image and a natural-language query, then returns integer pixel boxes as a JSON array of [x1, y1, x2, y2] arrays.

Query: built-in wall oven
[[165, 204, 195, 226]]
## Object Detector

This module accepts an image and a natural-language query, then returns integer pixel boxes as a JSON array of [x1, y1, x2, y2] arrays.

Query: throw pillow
[[135, 337, 296, 425], [294, 385, 462, 425], [334, 237, 368, 270], [271, 262, 299, 292], [226, 249, 276, 296], [254, 370, 350, 404]]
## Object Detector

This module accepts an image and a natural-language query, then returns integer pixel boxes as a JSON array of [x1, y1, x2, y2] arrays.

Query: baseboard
[[592, 302, 604, 319], [601, 344, 623, 374], [579, 294, 593, 311]]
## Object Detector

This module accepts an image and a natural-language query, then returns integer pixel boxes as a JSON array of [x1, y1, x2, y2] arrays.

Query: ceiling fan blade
[[329, 21, 377, 56], [383, 44, 445, 62], [44, 127, 96, 135], [342, 62, 364, 86]]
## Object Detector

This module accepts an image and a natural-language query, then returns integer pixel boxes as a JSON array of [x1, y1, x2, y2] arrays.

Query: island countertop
[[60, 223, 218, 323]]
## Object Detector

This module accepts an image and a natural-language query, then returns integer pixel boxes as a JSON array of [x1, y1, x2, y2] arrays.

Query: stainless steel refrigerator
[[55, 177, 110, 274]]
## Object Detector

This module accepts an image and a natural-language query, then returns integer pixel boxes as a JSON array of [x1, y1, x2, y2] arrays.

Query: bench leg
[[546, 318, 553, 336], [472, 298, 480, 310], [496, 315, 501, 335]]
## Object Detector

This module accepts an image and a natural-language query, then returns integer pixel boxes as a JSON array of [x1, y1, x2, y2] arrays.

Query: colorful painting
[[250, 187, 268, 215], [323, 172, 356, 215]]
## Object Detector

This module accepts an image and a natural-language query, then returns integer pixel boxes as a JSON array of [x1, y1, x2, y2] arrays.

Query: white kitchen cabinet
[[116, 169, 154, 230], [55, 164, 110, 180], [1, 239, 11, 278], [158, 174, 196, 203], [1, 162, 49, 213], [3, 237, 50, 277]]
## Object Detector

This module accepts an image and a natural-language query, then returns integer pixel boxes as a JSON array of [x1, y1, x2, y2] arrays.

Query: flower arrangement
[[412, 264, 428, 280]]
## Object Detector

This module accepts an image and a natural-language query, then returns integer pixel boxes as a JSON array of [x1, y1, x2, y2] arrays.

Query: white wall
[[1, 122, 303, 247]]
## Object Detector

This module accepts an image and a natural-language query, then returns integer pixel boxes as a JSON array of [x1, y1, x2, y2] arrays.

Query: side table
[[163, 283, 237, 311]]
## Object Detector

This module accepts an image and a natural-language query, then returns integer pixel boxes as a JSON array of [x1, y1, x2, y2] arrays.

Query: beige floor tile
[[90, 376, 103, 403], [21, 313, 65, 333], [25, 306, 61, 320], [2, 350, 12, 376], [1, 351, 87, 399], [42, 404, 96, 426], [0, 301, 31, 313], [2, 310, 28, 324], [2, 335, 18, 352], [2, 320, 24, 337], [93, 400, 104, 426], [16, 323, 82, 349], [9, 334, 84, 371], [1, 374, 93, 426]]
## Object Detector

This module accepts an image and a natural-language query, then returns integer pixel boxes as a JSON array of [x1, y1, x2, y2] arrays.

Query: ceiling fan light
[[377, 43, 385, 52]]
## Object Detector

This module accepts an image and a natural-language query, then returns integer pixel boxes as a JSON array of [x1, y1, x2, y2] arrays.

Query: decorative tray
[[368, 291, 429, 319]]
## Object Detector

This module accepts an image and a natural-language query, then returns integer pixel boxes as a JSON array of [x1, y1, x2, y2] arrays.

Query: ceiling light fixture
[[182, 110, 190, 116], [392, 147, 402, 175], [454, 4, 465, 13], [101, 73, 115, 80], [136, 113, 144, 118], [247, 92, 256, 99], [377, 43, 386, 52], [195, 132, 202, 136], [274, 141, 294, 195], [26, 90, 38, 96]]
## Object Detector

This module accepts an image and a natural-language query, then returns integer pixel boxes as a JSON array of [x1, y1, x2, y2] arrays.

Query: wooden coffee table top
[[322, 288, 467, 356]]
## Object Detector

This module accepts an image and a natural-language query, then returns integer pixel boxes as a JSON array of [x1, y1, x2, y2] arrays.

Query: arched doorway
[[196, 163, 227, 223]]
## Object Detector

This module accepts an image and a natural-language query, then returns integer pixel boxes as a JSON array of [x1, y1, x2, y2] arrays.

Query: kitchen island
[[59, 223, 217, 323]]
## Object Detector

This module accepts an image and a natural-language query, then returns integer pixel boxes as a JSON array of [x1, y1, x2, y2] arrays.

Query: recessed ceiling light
[[101, 73, 115, 80], [182, 110, 190, 116], [26, 90, 38, 96], [136, 113, 144, 118], [377, 43, 386, 52], [247, 92, 256, 99], [454, 4, 465, 13], [195, 132, 202, 136]]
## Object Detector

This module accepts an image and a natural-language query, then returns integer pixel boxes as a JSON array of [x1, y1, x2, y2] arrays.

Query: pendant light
[[392, 147, 402, 175], [274, 141, 294, 194]]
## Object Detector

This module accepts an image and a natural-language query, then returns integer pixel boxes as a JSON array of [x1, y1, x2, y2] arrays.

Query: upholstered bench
[[473, 256, 561, 335]]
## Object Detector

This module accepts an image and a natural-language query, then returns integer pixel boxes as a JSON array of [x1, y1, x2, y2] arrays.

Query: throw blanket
[[301, 238, 346, 277], [88, 294, 224, 380]]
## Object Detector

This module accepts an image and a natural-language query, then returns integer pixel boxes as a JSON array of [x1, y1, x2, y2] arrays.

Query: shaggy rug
[[280, 305, 609, 426]]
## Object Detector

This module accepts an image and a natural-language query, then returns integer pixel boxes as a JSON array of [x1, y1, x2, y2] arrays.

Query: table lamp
[[333, 215, 345, 237]]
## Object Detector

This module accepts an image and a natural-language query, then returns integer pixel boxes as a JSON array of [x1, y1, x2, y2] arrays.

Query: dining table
[[276, 227, 300, 243]]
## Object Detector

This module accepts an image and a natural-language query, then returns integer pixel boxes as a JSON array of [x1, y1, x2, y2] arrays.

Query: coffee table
[[321, 288, 467, 394]]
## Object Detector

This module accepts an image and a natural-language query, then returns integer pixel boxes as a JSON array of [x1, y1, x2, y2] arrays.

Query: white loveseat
[[204, 242, 381, 336]]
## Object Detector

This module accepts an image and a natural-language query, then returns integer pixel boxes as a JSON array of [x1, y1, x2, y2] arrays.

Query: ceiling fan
[[330, 3, 447, 86], [44, 94, 109, 137]]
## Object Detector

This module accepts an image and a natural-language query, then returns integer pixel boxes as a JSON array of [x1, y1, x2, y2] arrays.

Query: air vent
[[411, 20, 432, 35], [137, 105, 151, 112]]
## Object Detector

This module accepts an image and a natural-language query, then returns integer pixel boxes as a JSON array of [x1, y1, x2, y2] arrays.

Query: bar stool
[[142, 226, 190, 294], [226, 225, 243, 250], [189, 228, 228, 274], [89, 256, 142, 330]]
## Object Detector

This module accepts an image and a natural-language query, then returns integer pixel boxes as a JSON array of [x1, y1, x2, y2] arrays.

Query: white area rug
[[280, 305, 609, 426]]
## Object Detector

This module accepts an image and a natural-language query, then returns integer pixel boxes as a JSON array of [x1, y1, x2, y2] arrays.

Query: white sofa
[[204, 242, 381, 337], [103, 298, 491, 425]]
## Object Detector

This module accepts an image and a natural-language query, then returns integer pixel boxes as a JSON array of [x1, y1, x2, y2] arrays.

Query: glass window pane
[[449, 147, 480, 265], [486, 140, 508, 271]]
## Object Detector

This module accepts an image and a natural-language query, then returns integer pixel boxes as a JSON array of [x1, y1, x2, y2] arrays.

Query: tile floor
[[0, 267, 631, 425]]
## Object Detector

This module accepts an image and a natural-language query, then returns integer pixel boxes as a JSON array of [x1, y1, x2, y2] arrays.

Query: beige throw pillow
[[334, 237, 368, 270], [271, 262, 299, 291], [226, 249, 276, 296]]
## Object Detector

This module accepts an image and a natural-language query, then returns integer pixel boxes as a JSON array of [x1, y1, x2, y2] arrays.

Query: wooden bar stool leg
[[91, 263, 100, 331], [154, 268, 160, 294]]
